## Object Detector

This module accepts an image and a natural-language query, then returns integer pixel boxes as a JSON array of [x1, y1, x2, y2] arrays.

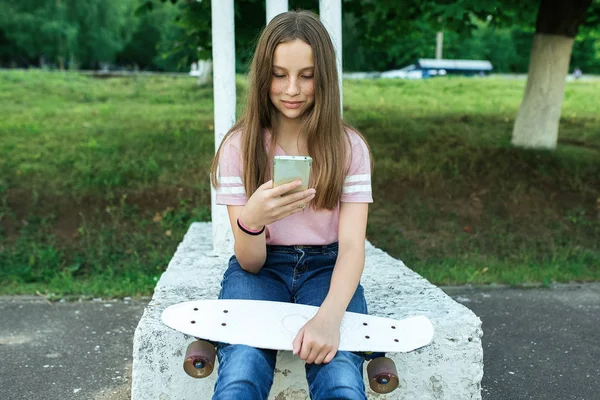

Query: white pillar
[[211, 0, 236, 254], [436, 31, 444, 59], [319, 0, 343, 111], [266, 0, 289, 24]]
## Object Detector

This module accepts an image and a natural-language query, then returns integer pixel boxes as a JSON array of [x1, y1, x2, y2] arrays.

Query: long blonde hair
[[210, 10, 371, 210]]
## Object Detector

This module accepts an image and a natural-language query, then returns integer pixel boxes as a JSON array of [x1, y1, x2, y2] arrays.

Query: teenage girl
[[210, 10, 373, 400]]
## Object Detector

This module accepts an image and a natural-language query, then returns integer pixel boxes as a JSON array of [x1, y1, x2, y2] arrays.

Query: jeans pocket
[[218, 256, 240, 299], [222, 255, 240, 281], [326, 250, 339, 260]]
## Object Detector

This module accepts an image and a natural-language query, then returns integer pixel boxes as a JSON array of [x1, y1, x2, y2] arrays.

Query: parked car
[[380, 64, 423, 79]]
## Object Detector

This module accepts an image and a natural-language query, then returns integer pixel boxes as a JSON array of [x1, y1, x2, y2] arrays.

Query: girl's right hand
[[238, 180, 316, 230]]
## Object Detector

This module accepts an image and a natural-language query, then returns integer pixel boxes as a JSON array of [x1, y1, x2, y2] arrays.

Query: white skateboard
[[162, 299, 434, 393]]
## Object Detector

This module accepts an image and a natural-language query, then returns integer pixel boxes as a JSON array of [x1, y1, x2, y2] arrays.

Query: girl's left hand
[[292, 311, 341, 364]]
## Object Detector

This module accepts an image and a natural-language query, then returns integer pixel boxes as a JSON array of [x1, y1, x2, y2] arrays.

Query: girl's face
[[269, 39, 315, 121]]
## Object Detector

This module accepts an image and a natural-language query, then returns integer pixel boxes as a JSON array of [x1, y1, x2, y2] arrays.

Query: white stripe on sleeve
[[219, 176, 243, 185], [343, 185, 372, 194], [344, 174, 371, 183], [217, 186, 246, 195]]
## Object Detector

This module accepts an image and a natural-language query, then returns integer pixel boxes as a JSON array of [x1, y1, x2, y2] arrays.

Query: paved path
[[445, 284, 600, 400], [0, 284, 598, 399], [0, 297, 147, 400]]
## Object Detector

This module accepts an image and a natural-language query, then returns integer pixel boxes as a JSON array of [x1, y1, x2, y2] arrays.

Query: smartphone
[[273, 155, 312, 194]]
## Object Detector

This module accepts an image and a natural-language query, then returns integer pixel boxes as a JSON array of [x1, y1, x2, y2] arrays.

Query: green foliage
[[572, 24, 600, 72], [116, 1, 182, 71], [136, 0, 213, 71], [441, 21, 534, 73], [2, 0, 600, 72], [0, 0, 139, 68], [344, 0, 599, 72], [135, 0, 317, 72]]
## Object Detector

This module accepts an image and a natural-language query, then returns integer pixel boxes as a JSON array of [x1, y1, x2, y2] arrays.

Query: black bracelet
[[237, 217, 265, 236]]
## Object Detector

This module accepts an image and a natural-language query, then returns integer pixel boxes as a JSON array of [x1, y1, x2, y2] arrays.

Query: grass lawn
[[0, 70, 598, 298]]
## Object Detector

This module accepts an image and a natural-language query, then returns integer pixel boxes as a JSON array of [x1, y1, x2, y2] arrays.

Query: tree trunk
[[511, 0, 591, 150], [58, 55, 65, 71], [511, 34, 573, 149]]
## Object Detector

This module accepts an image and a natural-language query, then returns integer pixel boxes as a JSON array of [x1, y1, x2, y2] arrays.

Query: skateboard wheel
[[183, 340, 216, 378], [367, 357, 399, 394]]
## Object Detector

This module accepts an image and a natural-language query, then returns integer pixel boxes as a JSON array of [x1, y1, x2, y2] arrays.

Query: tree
[[135, 0, 600, 76], [0, 0, 77, 68], [511, 0, 598, 149], [117, 2, 182, 71], [0, 0, 138, 69], [345, 0, 600, 150], [136, 0, 318, 72]]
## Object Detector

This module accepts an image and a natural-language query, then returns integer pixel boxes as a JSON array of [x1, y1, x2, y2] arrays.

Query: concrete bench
[[132, 222, 483, 399]]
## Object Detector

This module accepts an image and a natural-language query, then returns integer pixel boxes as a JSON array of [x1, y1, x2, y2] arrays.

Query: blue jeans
[[213, 242, 368, 400]]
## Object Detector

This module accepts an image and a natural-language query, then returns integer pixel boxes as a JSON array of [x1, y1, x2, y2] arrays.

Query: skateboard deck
[[162, 299, 434, 353]]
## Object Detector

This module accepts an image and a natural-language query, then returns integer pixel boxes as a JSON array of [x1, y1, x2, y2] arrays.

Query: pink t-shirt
[[216, 129, 373, 245]]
